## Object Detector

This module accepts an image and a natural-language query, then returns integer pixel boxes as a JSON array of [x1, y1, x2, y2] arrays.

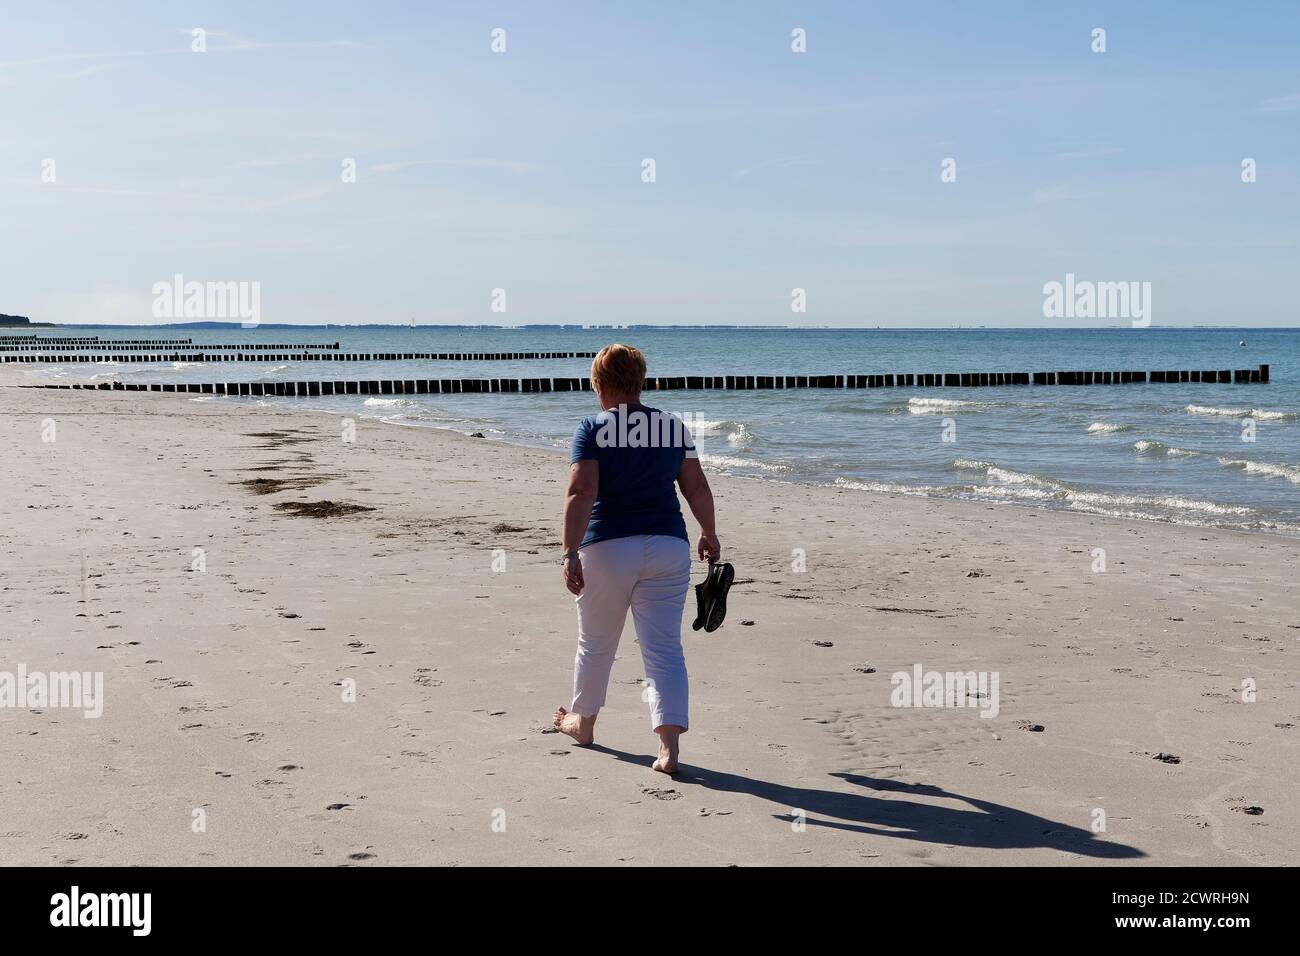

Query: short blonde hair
[[590, 343, 646, 397]]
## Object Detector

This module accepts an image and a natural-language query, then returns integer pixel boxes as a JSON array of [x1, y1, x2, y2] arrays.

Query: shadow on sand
[[587, 745, 1145, 859]]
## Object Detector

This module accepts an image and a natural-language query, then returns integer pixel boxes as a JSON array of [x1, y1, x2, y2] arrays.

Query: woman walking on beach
[[553, 344, 720, 773]]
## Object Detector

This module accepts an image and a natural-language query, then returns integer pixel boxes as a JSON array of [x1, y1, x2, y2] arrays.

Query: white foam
[[906, 397, 993, 415], [833, 477, 933, 496], [952, 458, 1251, 515], [726, 423, 754, 448], [1134, 440, 1199, 456], [1186, 404, 1297, 422], [363, 397, 414, 408], [700, 454, 789, 473], [685, 419, 734, 434], [1250, 409, 1297, 422], [1087, 422, 1131, 434], [1217, 457, 1300, 484]]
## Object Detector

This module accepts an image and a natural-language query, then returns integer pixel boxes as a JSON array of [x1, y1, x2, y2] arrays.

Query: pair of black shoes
[[691, 561, 734, 633]]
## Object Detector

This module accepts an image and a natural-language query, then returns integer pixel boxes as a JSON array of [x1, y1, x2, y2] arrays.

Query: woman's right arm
[[562, 460, 599, 594], [677, 457, 720, 562]]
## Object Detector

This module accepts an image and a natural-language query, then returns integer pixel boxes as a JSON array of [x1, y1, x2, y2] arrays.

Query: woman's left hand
[[563, 554, 585, 595]]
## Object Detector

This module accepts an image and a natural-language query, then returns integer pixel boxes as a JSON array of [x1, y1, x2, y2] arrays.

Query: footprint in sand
[[641, 787, 681, 801]]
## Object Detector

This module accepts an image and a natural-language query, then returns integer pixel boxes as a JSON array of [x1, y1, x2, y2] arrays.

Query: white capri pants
[[572, 534, 692, 731]]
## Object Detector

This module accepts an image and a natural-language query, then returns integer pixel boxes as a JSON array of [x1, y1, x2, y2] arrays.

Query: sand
[[1, 376, 1296, 866]]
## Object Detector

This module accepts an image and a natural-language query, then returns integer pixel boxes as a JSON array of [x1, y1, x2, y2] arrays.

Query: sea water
[[25, 326, 1300, 534]]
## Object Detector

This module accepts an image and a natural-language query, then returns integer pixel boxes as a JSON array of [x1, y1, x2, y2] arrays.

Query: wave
[[950, 458, 1252, 515], [906, 397, 994, 415], [1134, 439, 1199, 456], [1087, 422, 1132, 434], [1216, 457, 1300, 484], [170, 361, 200, 369], [833, 477, 935, 496], [836, 466, 1262, 526], [700, 453, 789, 473], [1186, 405, 1297, 422], [684, 418, 737, 435], [363, 397, 416, 408], [726, 423, 754, 449], [821, 401, 906, 415], [683, 417, 754, 450]]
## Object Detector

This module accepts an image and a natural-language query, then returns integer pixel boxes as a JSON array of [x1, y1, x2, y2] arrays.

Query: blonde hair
[[590, 343, 646, 397]]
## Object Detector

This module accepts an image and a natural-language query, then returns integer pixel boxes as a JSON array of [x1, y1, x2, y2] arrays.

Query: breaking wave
[[1186, 404, 1297, 422], [906, 397, 995, 415], [1216, 457, 1300, 484], [1134, 440, 1199, 456]]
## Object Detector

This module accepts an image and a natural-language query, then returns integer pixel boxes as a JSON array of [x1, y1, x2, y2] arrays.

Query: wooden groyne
[[0, 337, 191, 346], [25, 364, 1271, 396], [3, 350, 598, 363], [0, 341, 338, 353]]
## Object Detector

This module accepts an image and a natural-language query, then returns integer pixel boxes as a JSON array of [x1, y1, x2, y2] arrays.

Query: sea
[[18, 326, 1300, 535]]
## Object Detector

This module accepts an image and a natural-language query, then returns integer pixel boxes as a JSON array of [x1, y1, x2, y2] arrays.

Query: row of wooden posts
[[26, 365, 1271, 397], [0, 337, 192, 346], [0, 342, 339, 352], [3, 350, 599, 363]]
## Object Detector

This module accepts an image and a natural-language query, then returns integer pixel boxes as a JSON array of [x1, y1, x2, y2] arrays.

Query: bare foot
[[553, 706, 595, 745], [653, 731, 680, 774]]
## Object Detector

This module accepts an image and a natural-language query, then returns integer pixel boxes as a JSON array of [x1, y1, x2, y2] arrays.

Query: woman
[[553, 344, 720, 774]]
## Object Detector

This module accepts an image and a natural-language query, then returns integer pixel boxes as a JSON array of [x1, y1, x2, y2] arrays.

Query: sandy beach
[[1, 376, 1296, 867]]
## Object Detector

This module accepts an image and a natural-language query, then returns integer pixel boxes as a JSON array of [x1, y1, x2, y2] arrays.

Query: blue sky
[[3, 1, 1297, 327]]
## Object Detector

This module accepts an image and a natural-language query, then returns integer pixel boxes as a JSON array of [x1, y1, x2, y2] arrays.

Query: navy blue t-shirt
[[569, 403, 692, 548]]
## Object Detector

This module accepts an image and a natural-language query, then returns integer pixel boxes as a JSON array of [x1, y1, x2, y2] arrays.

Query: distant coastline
[[0, 314, 55, 328], [20, 321, 1299, 332]]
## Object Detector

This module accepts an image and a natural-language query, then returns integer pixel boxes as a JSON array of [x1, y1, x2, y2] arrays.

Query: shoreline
[[1, 384, 1297, 865], [11, 359, 1298, 540]]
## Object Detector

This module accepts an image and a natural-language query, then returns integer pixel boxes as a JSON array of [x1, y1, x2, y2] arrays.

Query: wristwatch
[[561, 550, 580, 564]]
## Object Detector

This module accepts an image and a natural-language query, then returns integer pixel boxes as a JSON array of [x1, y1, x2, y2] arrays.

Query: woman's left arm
[[561, 460, 599, 594]]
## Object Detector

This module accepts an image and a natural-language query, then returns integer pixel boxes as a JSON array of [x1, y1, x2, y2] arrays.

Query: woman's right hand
[[697, 533, 721, 563], [563, 553, 585, 595]]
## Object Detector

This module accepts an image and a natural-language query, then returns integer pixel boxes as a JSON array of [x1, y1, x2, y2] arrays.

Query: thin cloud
[[365, 159, 534, 175], [0, 32, 364, 72], [734, 158, 817, 180], [1032, 183, 1077, 204], [233, 155, 337, 170], [180, 29, 366, 53], [55, 63, 120, 80], [1255, 92, 1300, 112], [1054, 145, 1124, 160]]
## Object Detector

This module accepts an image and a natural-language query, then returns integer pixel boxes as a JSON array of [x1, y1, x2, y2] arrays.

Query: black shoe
[[691, 574, 709, 631], [692, 561, 734, 633], [705, 562, 734, 632]]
